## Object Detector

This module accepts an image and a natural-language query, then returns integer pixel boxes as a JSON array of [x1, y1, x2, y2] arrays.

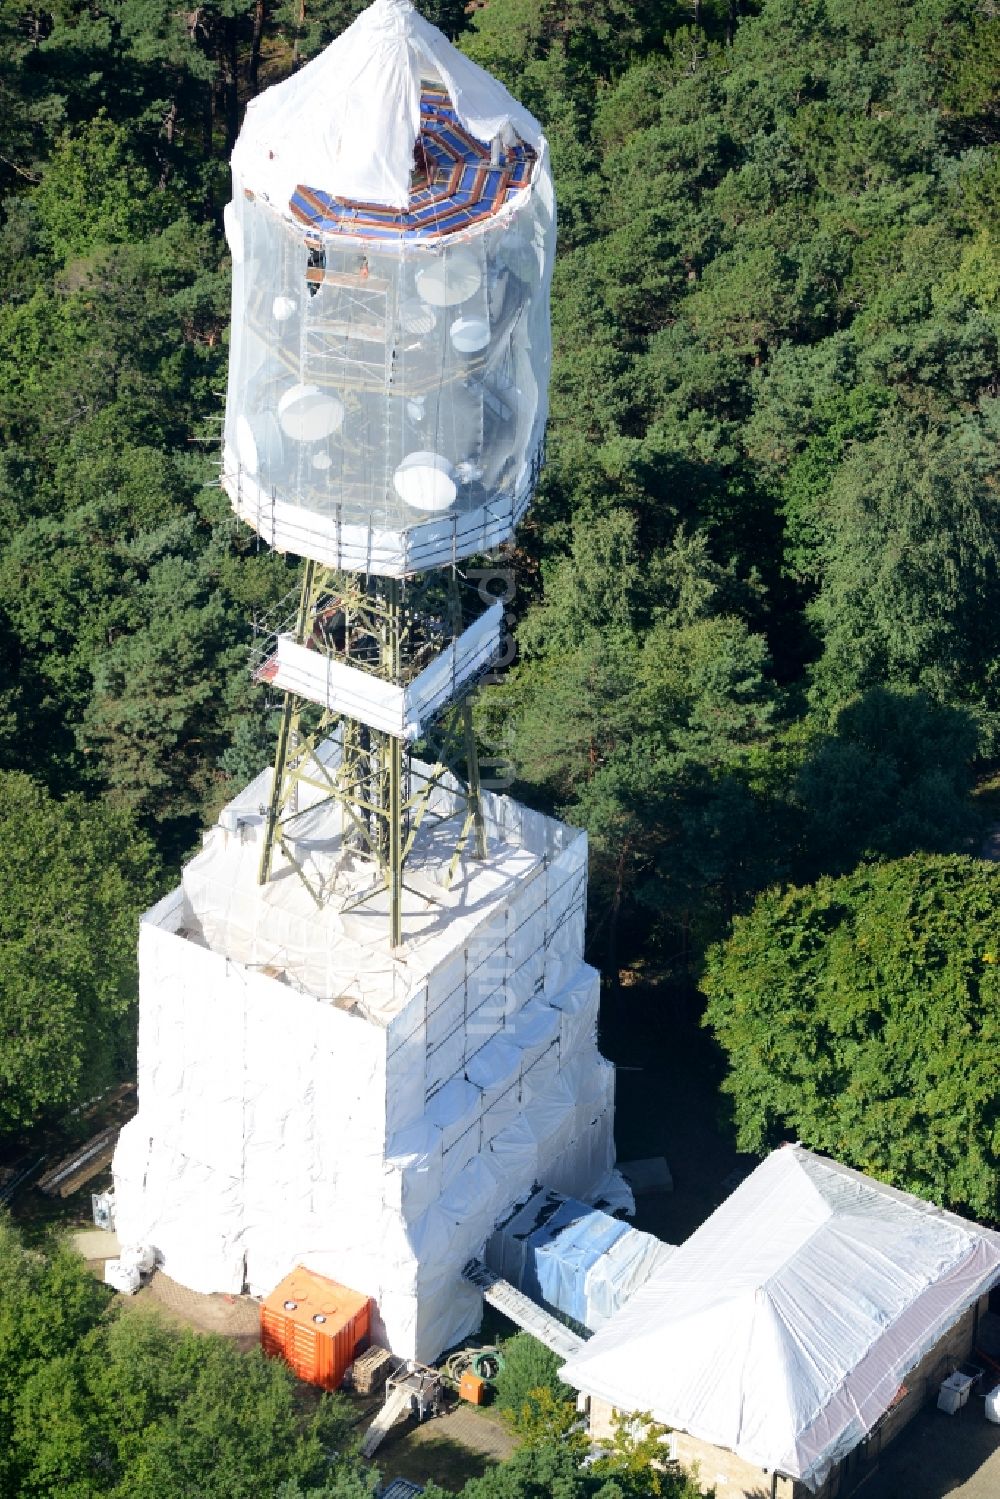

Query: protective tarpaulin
[[268, 600, 503, 741], [486, 1187, 672, 1332], [560, 1145, 1000, 1490], [221, 2, 555, 575], [231, 0, 542, 211], [114, 756, 618, 1363]]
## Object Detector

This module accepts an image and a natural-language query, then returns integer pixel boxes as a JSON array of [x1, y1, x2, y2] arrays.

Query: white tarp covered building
[[561, 1145, 1000, 1495], [113, 749, 618, 1360]]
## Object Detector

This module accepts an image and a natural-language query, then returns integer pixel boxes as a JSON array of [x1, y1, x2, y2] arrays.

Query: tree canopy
[[702, 854, 1000, 1220], [0, 1216, 375, 1499], [0, 772, 159, 1133]]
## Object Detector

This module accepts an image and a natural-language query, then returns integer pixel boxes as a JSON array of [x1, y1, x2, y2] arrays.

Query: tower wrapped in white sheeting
[[221, 0, 554, 575], [113, 751, 617, 1361], [114, 0, 615, 1364]]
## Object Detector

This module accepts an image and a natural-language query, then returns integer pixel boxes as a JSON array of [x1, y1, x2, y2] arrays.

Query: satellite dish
[[312, 451, 333, 470], [400, 299, 437, 335], [450, 316, 490, 354], [235, 415, 257, 474], [277, 384, 345, 441], [393, 451, 456, 511], [272, 296, 297, 322], [416, 251, 481, 308]]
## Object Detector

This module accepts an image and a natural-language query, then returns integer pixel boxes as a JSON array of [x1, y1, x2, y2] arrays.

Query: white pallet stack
[[113, 748, 616, 1360]]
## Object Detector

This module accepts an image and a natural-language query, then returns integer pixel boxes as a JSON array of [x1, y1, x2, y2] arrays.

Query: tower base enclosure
[[113, 748, 618, 1362]]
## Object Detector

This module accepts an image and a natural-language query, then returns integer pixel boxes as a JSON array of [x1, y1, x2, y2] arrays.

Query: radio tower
[[113, 0, 622, 1363]]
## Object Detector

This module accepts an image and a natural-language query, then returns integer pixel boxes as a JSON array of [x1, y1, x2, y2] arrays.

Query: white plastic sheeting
[[114, 752, 618, 1362], [486, 1187, 672, 1333], [560, 1145, 1000, 1491], [267, 599, 503, 740], [222, 3, 555, 575], [232, 0, 542, 211]]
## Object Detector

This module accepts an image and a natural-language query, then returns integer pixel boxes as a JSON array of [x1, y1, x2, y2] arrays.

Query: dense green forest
[[4, 0, 998, 1189], [0, 0, 998, 1486]]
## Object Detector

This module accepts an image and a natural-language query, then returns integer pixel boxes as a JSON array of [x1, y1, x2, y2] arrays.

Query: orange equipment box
[[459, 1369, 487, 1405], [260, 1267, 372, 1391]]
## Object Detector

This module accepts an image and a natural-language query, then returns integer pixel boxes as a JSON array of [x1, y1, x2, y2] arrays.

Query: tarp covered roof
[[560, 1145, 1000, 1491], [231, 0, 543, 211]]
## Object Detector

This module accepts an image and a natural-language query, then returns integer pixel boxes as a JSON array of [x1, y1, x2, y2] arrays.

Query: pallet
[[353, 1344, 395, 1396]]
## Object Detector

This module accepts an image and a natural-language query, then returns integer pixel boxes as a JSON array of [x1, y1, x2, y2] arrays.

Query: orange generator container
[[459, 1369, 487, 1405], [260, 1267, 372, 1391]]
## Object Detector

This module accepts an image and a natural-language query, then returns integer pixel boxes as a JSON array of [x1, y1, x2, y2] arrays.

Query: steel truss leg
[[259, 559, 316, 885], [448, 568, 487, 860], [257, 563, 486, 945]]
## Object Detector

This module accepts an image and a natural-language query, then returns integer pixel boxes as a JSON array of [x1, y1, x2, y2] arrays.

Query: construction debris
[[38, 1127, 120, 1198]]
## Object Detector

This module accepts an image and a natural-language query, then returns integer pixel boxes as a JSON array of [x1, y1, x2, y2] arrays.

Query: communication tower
[[113, 0, 623, 1363], [221, 0, 554, 945]]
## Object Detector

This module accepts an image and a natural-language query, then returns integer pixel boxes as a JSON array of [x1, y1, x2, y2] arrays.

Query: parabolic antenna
[[235, 414, 258, 474], [277, 385, 345, 442], [400, 299, 437, 335], [416, 253, 482, 308], [393, 451, 457, 510], [223, 201, 244, 265], [450, 317, 490, 354]]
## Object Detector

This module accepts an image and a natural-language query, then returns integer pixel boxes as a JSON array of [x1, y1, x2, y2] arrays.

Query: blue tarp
[[488, 1188, 672, 1332]]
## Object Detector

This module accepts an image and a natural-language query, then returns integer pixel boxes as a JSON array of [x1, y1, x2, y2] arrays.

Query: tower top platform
[[221, 0, 554, 574], [231, 0, 543, 215]]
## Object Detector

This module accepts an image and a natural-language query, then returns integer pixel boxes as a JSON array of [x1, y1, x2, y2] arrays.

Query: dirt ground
[[121, 1269, 263, 1349], [375, 1401, 518, 1492], [864, 1402, 1000, 1499]]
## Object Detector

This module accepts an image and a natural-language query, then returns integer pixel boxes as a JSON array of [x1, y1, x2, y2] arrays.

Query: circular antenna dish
[[312, 1313, 327, 1324], [223, 202, 244, 265], [312, 451, 333, 470], [283, 1299, 298, 1311], [239, 413, 284, 477], [272, 296, 297, 322], [393, 452, 457, 511], [399, 450, 452, 475], [277, 384, 345, 442], [450, 316, 490, 354], [235, 415, 258, 475], [400, 299, 437, 335], [416, 252, 481, 308]]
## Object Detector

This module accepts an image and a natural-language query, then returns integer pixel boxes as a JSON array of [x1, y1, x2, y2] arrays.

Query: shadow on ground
[[864, 1403, 1000, 1499], [376, 1418, 510, 1492], [600, 984, 755, 1244]]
